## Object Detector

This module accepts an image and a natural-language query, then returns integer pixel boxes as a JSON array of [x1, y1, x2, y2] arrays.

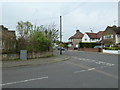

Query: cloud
[[62, 2, 118, 41], [1, 2, 118, 42], [0, 3, 2, 24]]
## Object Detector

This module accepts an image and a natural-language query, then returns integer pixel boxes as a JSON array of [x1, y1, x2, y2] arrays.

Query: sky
[[0, 1, 119, 42]]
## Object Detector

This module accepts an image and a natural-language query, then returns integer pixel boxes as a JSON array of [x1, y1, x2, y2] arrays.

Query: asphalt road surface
[[2, 50, 118, 88]]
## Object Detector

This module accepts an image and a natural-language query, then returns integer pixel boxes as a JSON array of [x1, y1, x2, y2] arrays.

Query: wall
[[28, 51, 53, 59], [2, 51, 53, 61], [79, 48, 102, 52], [71, 39, 82, 47], [103, 49, 120, 54], [68, 47, 75, 50]]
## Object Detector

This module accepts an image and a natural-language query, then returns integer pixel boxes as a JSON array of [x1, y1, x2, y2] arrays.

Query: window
[[103, 34, 113, 39], [111, 35, 113, 38]]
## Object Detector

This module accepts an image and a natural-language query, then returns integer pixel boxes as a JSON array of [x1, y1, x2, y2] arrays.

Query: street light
[[60, 16, 62, 55]]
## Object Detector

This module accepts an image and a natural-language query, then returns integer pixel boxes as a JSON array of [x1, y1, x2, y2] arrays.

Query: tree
[[45, 24, 59, 43], [16, 21, 33, 50], [16, 21, 33, 40], [16, 21, 57, 52]]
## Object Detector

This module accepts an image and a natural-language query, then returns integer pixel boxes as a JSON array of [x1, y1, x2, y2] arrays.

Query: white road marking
[[74, 63, 115, 74], [74, 68, 95, 73], [88, 68, 95, 71], [74, 70, 86, 73], [71, 56, 115, 67], [1, 76, 48, 86]]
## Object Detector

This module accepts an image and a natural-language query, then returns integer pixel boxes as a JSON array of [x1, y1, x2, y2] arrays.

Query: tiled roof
[[97, 31, 104, 38], [86, 31, 104, 39], [0, 25, 8, 30], [69, 30, 84, 39], [86, 33, 97, 39], [107, 26, 120, 34]]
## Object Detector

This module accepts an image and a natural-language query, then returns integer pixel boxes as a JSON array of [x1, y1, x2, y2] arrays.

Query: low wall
[[79, 48, 102, 52], [2, 53, 19, 61], [103, 49, 120, 54], [2, 51, 53, 61], [68, 47, 78, 50], [27, 51, 53, 59], [68, 47, 74, 50]]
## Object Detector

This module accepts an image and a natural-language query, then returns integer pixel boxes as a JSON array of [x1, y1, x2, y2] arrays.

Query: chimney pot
[[76, 30, 79, 32]]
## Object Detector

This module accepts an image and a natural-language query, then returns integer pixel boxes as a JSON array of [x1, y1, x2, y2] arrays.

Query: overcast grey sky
[[1, 2, 118, 42]]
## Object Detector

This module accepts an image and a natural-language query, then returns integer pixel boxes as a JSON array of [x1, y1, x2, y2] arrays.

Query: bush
[[29, 31, 52, 52]]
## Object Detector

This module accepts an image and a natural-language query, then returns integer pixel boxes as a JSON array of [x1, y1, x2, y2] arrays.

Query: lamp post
[[60, 16, 62, 55]]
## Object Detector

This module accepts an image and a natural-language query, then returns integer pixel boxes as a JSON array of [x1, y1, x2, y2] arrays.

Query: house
[[0, 25, 16, 52], [82, 31, 104, 43], [102, 25, 120, 47], [68, 30, 84, 48]]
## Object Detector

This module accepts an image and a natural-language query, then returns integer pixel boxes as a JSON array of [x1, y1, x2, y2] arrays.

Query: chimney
[[113, 25, 117, 27], [76, 30, 79, 32], [91, 30, 93, 33]]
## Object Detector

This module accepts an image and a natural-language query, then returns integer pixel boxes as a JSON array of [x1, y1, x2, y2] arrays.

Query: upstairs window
[[103, 34, 113, 39]]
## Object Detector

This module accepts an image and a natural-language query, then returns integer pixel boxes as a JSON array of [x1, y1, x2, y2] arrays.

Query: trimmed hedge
[[79, 42, 97, 48], [103, 47, 120, 50]]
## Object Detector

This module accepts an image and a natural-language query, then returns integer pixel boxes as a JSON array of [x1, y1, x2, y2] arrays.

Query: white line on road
[[74, 65, 114, 74], [74, 68, 95, 73], [71, 56, 115, 67], [88, 68, 95, 71], [1, 76, 48, 86], [74, 70, 86, 73]]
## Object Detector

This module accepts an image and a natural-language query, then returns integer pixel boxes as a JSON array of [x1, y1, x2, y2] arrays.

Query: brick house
[[0, 25, 16, 52], [68, 30, 84, 48], [101, 25, 120, 47]]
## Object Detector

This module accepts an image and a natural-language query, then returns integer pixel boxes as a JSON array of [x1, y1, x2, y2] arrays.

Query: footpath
[[2, 54, 70, 68]]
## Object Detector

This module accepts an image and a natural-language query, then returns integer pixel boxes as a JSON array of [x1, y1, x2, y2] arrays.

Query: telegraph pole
[[60, 16, 62, 55]]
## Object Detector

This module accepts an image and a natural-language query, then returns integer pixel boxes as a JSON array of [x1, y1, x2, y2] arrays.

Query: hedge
[[103, 47, 120, 50], [79, 42, 97, 48]]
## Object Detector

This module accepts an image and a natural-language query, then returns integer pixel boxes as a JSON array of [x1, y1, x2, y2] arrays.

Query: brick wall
[[78, 48, 102, 52], [68, 47, 78, 50]]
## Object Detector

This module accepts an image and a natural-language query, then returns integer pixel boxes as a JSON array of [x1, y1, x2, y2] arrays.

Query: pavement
[[2, 53, 70, 68]]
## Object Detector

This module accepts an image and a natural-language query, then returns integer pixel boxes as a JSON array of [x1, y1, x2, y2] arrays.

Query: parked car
[[57, 47, 65, 51], [94, 45, 102, 48]]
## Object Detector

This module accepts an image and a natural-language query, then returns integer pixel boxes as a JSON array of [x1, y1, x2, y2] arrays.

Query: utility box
[[118, 50, 120, 54], [20, 50, 27, 60]]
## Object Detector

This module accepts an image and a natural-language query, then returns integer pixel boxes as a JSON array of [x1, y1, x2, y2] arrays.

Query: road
[[2, 50, 118, 88]]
